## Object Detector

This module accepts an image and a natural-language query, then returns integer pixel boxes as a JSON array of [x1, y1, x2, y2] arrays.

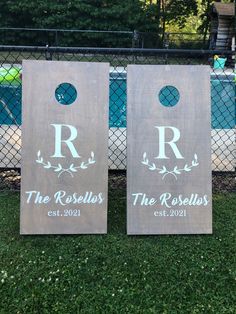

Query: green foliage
[[1, 0, 161, 46], [1, 0, 201, 47], [2, 1, 158, 31], [197, 0, 213, 35], [0, 191, 235, 313], [163, 0, 198, 28], [1, 0, 231, 48]]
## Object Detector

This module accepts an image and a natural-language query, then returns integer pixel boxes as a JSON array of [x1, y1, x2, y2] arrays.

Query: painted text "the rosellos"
[[132, 192, 209, 207], [25, 190, 104, 205]]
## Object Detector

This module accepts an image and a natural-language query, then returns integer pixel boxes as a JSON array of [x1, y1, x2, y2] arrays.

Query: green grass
[[0, 190, 235, 314]]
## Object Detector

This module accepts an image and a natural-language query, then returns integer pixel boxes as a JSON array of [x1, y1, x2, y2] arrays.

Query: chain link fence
[[0, 46, 235, 190], [0, 28, 210, 49]]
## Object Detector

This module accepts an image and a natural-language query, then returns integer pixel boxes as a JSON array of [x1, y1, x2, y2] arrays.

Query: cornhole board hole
[[127, 65, 212, 235], [20, 60, 109, 234]]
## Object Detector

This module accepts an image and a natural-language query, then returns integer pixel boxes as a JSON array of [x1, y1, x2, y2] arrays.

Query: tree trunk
[[161, 0, 166, 47]]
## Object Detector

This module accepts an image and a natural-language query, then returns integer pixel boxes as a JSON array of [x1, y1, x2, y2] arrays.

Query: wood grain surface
[[127, 65, 212, 234], [20, 60, 109, 234]]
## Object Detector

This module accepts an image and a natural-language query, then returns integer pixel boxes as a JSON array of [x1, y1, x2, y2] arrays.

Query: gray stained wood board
[[127, 65, 212, 235], [20, 60, 109, 234]]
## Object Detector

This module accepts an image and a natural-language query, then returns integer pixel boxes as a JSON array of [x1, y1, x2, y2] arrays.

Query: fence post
[[132, 30, 139, 48], [45, 45, 52, 60], [164, 33, 169, 64]]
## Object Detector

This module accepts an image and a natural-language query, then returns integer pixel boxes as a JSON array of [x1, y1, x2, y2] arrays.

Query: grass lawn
[[0, 190, 235, 314]]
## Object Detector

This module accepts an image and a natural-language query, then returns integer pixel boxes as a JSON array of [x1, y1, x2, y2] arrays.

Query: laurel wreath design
[[36, 150, 96, 178], [141, 153, 199, 180]]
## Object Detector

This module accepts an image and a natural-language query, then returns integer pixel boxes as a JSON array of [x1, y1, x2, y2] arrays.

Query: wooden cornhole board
[[127, 65, 212, 235], [21, 60, 109, 234]]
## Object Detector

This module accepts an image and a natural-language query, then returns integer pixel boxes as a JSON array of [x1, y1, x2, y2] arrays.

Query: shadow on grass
[[108, 188, 126, 235]]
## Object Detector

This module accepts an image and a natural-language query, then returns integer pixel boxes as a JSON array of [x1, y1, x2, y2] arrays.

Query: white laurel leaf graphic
[[69, 164, 77, 172], [159, 166, 167, 174], [141, 153, 199, 180], [44, 161, 51, 169], [54, 164, 62, 172], [36, 151, 96, 177]]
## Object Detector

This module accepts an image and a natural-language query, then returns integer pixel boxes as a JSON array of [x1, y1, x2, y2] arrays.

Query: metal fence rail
[[0, 46, 235, 178], [0, 28, 210, 49], [0, 28, 135, 48]]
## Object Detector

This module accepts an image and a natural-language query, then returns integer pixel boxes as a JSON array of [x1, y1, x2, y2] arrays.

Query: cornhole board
[[20, 60, 109, 234], [127, 65, 212, 234]]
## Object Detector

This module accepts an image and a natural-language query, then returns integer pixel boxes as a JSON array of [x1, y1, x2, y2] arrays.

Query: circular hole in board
[[55, 82, 77, 105], [158, 85, 180, 107]]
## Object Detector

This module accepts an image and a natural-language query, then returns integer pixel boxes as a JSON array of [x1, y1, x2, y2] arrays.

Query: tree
[[1, 0, 160, 46], [1, 0, 217, 48], [161, 0, 198, 34]]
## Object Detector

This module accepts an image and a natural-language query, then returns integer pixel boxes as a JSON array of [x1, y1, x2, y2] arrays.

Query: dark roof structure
[[213, 2, 235, 17]]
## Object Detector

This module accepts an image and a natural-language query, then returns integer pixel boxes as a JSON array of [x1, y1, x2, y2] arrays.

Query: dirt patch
[[0, 170, 21, 190], [212, 172, 235, 193], [0, 169, 235, 193]]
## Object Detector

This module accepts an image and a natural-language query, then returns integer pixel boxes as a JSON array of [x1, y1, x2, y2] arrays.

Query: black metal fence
[[0, 28, 210, 49], [0, 28, 135, 48], [0, 46, 235, 189]]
